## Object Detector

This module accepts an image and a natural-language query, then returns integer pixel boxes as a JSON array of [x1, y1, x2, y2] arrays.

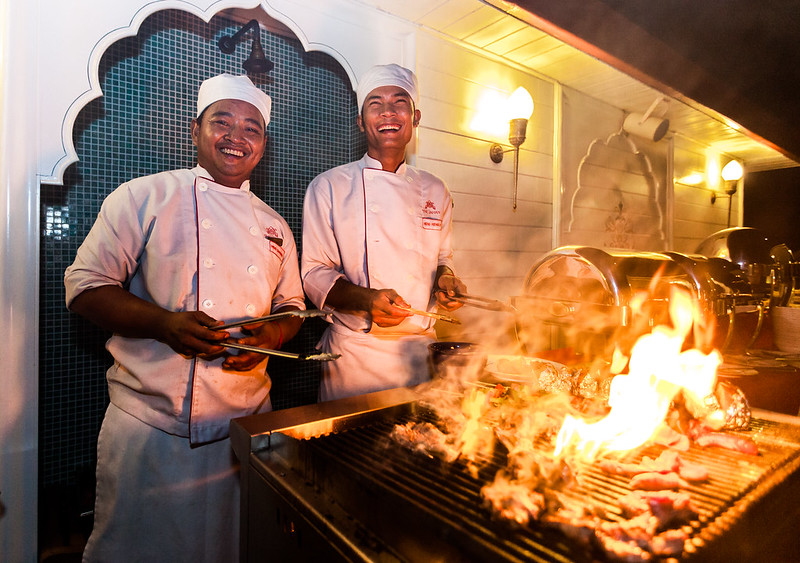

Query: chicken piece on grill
[[599, 512, 687, 558], [644, 491, 697, 527], [599, 449, 710, 484], [694, 431, 759, 455], [595, 531, 653, 562], [629, 471, 690, 491], [480, 473, 546, 526], [648, 528, 688, 557], [640, 450, 679, 473], [599, 513, 659, 549], [676, 456, 710, 482], [618, 490, 697, 526], [390, 421, 460, 463], [506, 448, 575, 489], [650, 423, 690, 451], [597, 458, 646, 477], [598, 450, 680, 478], [541, 508, 600, 546], [617, 491, 651, 518]]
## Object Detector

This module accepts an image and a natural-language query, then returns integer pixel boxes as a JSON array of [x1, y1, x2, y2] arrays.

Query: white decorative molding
[[38, 0, 415, 184]]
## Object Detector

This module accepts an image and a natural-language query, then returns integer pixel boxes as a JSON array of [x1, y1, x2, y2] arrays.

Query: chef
[[64, 73, 305, 563], [302, 63, 466, 401]]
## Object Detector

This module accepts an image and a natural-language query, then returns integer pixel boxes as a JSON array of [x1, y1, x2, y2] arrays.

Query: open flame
[[553, 288, 720, 459]]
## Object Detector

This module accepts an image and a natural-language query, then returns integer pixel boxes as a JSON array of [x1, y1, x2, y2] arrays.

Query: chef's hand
[[323, 279, 411, 328], [370, 289, 413, 327], [221, 311, 304, 371], [434, 273, 467, 311], [157, 310, 230, 357], [68, 285, 229, 356], [220, 321, 275, 371]]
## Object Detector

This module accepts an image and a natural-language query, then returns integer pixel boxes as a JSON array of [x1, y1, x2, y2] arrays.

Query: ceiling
[[358, 0, 800, 171]]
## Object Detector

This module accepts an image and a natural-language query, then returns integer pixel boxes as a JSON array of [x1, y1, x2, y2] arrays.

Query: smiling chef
[[64, 73, 305, 562], [301, 63, 466, 402]]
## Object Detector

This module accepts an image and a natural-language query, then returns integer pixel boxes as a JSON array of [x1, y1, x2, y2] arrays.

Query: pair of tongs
[[213, 309, 328, 331], [221, 341, 340, 362], [449, 293, 515, 312], [396, 305, 461, 325], [214, 309, 340, 361]]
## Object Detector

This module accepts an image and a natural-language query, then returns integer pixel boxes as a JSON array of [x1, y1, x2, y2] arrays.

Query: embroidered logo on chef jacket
[[421, 199, 442, 231], [265, 225, 285, 259]]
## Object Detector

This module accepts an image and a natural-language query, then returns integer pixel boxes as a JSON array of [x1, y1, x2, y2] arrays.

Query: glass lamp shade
[[507, 87, 534, 120]]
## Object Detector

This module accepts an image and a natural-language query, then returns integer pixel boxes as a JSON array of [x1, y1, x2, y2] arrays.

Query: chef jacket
[[65, 166, 305, 443], [302, 154, 455, 400]]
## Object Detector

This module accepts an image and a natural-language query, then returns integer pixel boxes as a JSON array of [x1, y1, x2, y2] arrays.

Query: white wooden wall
[[673, 135, 739, 253], [415, 31, 555, 300], [412, 31, 558, 345]]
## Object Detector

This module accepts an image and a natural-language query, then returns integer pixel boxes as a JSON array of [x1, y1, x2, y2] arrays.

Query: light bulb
[[721, 160, 743, 182], [507, 87, 534, 120]]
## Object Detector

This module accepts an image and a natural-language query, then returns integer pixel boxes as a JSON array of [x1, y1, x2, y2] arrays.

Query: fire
[[554, 288, 720, 459]]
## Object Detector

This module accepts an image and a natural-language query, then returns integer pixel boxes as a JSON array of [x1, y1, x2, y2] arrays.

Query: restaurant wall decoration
[[560, 87, 670, 251]]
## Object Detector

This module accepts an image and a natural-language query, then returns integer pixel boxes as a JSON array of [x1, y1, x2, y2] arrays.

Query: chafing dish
[[514, 230, 794, 359]]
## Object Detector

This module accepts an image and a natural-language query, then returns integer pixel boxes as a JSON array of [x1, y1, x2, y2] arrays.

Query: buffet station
[[231, 228, 800, 562]]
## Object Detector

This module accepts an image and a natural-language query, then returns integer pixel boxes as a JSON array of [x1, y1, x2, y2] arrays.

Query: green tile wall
[[39, 9, 365, 487]]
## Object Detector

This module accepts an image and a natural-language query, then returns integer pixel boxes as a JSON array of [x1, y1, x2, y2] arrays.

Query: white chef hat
[[356, 64, 419, 112], [196, 73, 272, 127]]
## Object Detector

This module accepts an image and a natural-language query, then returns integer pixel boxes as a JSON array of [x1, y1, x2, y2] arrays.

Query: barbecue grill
[[230, 387, 800, 562]]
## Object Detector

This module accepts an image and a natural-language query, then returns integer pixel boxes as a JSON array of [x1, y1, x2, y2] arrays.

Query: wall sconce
[[489, 86, 534, 210], [710, 159, 743, 227], [218, 19, 274, 74]]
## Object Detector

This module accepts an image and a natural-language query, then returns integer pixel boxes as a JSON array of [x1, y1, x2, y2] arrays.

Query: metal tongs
[[214, 309, 340, 361], [449, 293, 515, 312], [221, 341, 340, 362], [213, 309, 328, 331], [396, 305, 461, 325]]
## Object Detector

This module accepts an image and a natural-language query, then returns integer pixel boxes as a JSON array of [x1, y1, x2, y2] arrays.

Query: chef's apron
[[319, 166, 443, 401], [83, 404, 239, 563]]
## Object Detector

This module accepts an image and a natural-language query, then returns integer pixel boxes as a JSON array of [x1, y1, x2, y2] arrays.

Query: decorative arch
[[38, 0, 414, 184]]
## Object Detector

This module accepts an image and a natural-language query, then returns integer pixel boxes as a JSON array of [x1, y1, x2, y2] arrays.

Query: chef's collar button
[[406, 177, 413, 183], [202, 299, 213, 309], [249, 225, 259, 236], [198, 182, 208, 191], [247, 265, 258, 275], [201, 218, 213, 229], [246, 304, 256, 315], [203, 258, 214, 268], [369, 204, 379, 213]]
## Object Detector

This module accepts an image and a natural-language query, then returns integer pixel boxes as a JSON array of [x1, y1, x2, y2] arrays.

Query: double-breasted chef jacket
[[302, 154, 455, 401], [65, 166, 305, 444]]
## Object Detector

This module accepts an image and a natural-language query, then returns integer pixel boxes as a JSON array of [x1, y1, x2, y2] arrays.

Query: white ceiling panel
[[355, 0, 795, 170], [461, 16, 528, 48]]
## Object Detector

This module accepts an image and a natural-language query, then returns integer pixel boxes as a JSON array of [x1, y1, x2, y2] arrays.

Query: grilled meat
[[630, 471, 690, 491]]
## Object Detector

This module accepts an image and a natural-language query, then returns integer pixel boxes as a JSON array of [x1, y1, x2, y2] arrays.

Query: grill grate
[[299, 411, 800, 562]]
